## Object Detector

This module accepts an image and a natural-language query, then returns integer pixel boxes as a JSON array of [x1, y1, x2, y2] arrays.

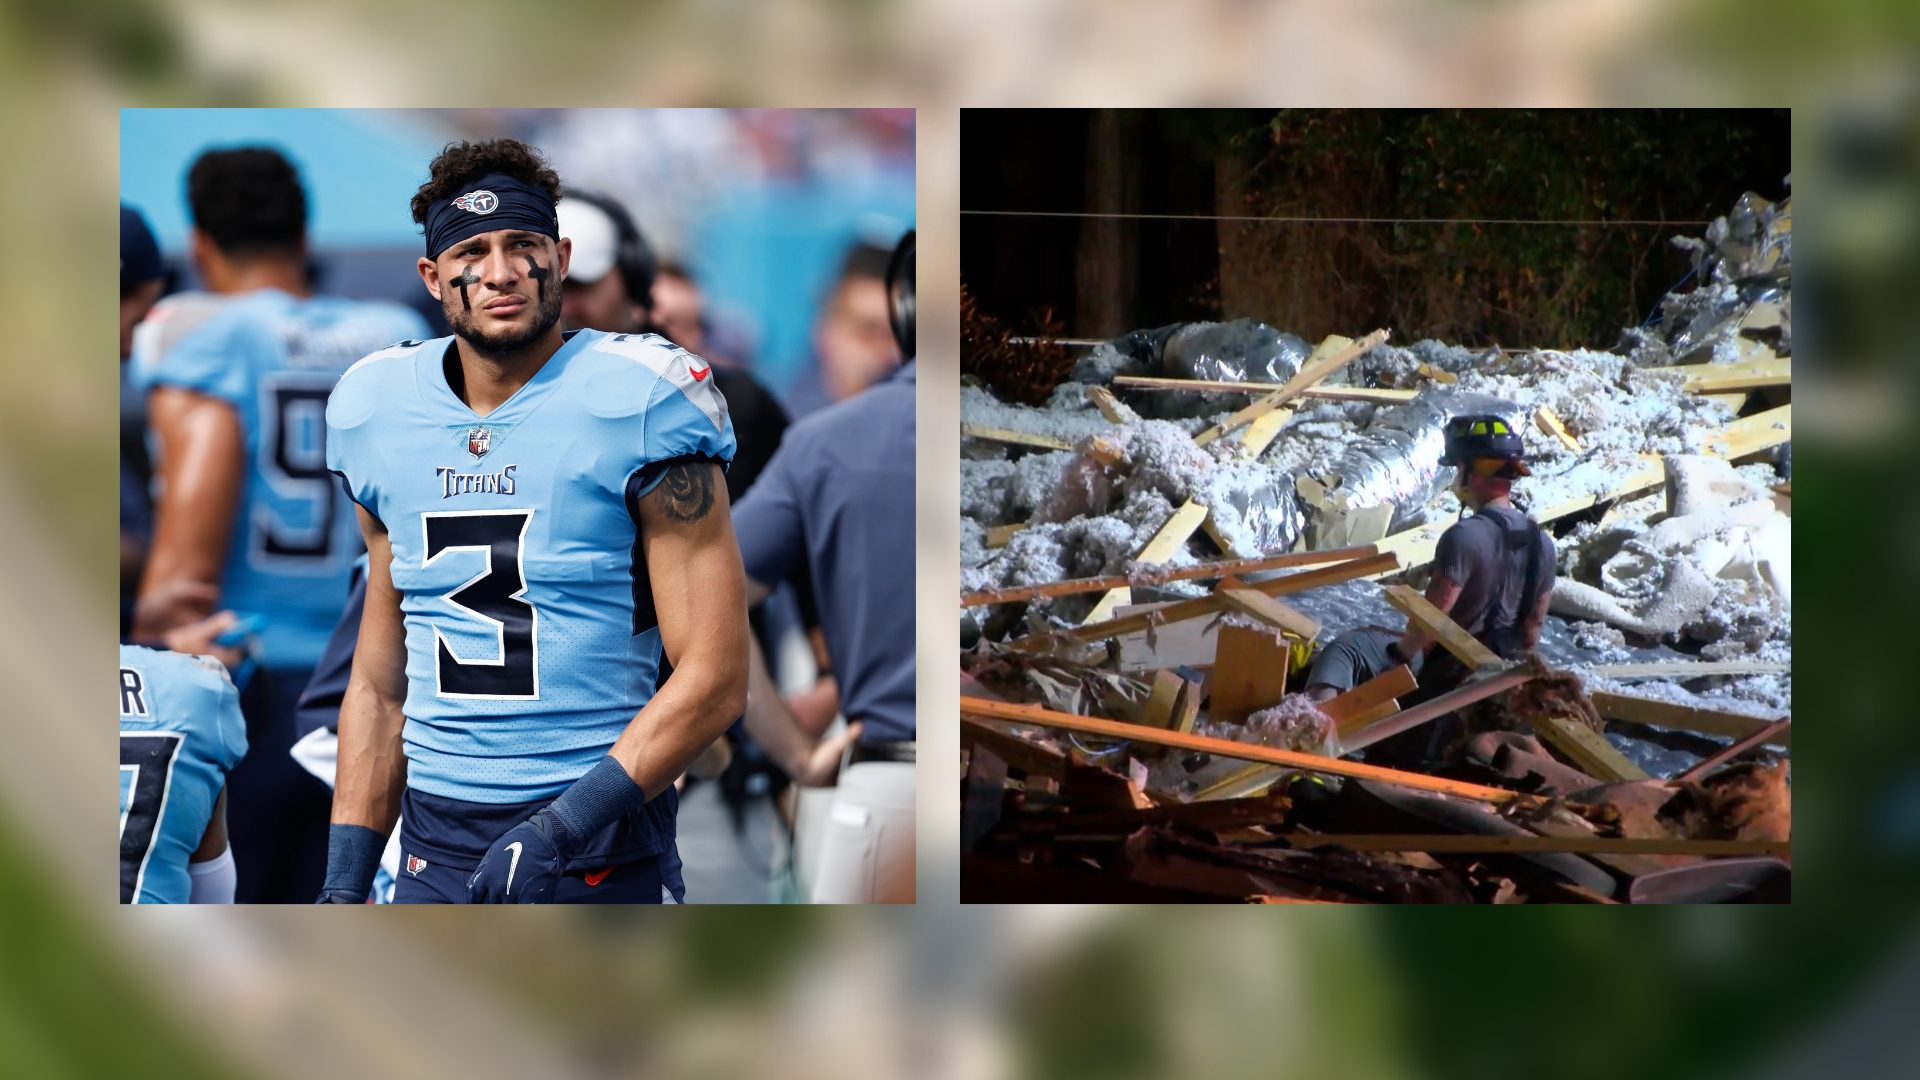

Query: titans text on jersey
[[119, 645, 249, 904], [325, 329, 735, 812]]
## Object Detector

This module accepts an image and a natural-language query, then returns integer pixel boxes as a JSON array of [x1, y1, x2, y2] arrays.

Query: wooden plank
[[1195, 763, 1287, 802], [1383, 584, 1502, 670], [1535, 406, 1582, 452], [1675, 717, 1792, 781], [1082, 498, 1210, 627], [1705, 404, 1791, 461], [1194, 329, 1391, 446], [1171, 676, 1203, 735], [1418, 363, 1458, 385], [1589, 690, 1790, 748], [960, 695, 1529, 805], [1086, 385, 1135, 424], [1648, 354, 1791, 393], [1210, 624, 1291, 723], [1141, 669, 1184, 729], [1237, 404, 1295, 456], [1587, 661, 1792, 680], [1321, 664, 1419, 730], [960, 717, 1066, 779], [1275, 834, 1789, 858], [1339, 667, 1536, 753], [960, 423, 1073, 451], [1111, 375, 1417, 405], [1028, 552, 1398, 649], [984, 522, 1027, 549], [961, 543, 1381, 608], [1084, 435, 1127, 467], [1532, 715, 1650, 783], [1218, 587, 1323, 642]]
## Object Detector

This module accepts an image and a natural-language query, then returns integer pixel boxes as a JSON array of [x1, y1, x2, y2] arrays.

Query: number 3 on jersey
[[423, 510, 539, 699]]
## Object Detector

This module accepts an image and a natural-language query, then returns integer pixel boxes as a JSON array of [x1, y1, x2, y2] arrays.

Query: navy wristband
[[323, 823, 385, 898], [544, 756, 646, 859]]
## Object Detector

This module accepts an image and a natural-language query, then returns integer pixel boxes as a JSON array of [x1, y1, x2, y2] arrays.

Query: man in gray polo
[[732, 232, 915, 903]]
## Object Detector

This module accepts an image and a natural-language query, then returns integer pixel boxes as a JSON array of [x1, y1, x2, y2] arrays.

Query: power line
[[962, 209, 1712, 226]]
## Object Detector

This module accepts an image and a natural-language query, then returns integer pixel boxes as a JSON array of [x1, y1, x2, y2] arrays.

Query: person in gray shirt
[[1306, 414, 1554, 715]]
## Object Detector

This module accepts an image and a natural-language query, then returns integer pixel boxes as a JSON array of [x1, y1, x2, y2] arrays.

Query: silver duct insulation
[[1300, 389, 1528, 539], [1162, 319, 1311, 383]]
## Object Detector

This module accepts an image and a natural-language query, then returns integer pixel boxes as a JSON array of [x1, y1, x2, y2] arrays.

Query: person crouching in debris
[[1303, 415, 1555, 765]]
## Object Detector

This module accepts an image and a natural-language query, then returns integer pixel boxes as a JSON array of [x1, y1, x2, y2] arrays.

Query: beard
[[445, 282, 563, 359]]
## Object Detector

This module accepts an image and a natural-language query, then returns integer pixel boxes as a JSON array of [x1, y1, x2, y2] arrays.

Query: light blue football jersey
[[119, 644, 249, 904], [326, 329, 736, 804], [133, 288, 429, 668]]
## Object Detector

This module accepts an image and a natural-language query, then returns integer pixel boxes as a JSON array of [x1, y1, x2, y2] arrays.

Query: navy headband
[[423, 172, 559, 258]]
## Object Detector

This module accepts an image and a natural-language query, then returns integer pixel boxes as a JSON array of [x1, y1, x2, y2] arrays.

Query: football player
[[120, 644, 248, 904], [131, 147, 429, 902], [319, 138, 748, 904]]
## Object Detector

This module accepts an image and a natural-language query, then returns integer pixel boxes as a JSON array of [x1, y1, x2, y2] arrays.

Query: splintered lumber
[[1705, 403, 1791, 461], [1587, 661, 1791, 680], [1086, 385, 1134, 424], [1237, 405, 1295, 455], [1036, 792, 1293, 837], [1535, 406, 1582, 452], [1589, 690, 1790, 748], [1195, 763, 1287, 802], [1340, 667, 1536, 753], [1110, 375, 1417, 406], [1217, 586, 1323, 642], [961, 717, 1067, 779], [985, 522, 1028, 548], [1024, 551, 1399, 649], [959, 696, 1528, 805], [1675, 717, 1792, 782], [1083, 498, 1211, 625], [961, 544, 1380, 608], [1324, 665, 1420, 735], [1647, 354, 1791, 393], [1210, 624, 1292, 723], [1139, 669, 1186, 729], [1531, 716, 1649, 783], [1171, 677, 1203, 734], [1275, 834, 1789, 858], [960, 423, 1073, 451], [1383, 585, 1502, 670], [1194, 329, 1391, 446]]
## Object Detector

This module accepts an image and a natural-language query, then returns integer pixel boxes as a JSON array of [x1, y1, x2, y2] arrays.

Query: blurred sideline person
[[131, 147, 427, 903], [733, 229, 915, 903], [120, 644, 247, 904], [121, 206, 167, 631], [320, 138, 746, 904], [778, 241, 901, 420]]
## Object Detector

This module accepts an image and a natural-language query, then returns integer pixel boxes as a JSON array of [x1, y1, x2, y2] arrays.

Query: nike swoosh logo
[[505, 841, 523, 894], [583, 867, 612, 887], [689, 363, 711, 381]]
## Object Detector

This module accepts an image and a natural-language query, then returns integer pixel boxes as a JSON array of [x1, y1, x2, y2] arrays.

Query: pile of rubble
[[960, 189, 1792, 903]]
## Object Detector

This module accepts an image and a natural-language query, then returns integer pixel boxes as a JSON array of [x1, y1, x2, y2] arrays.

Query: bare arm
[[742, 635, 861, 786], [134, 387, 245, 638], [610, 462, 751, 798], [1522, 586, 1552, 650], [1396, 574, 1464, 660], [190, 786, 228, 863], [331, 505, 410, 833]]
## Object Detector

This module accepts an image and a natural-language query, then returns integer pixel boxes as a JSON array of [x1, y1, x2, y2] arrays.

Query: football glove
[[466, 756, 646, 904]]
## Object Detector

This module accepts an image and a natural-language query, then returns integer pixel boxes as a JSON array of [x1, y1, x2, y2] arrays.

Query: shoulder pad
[[588, 332, 729, 434]]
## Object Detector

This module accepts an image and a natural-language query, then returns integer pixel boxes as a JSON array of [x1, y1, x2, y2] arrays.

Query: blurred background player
[[320, 138, 747, 904], [121, 205, 167, 634], [120, 643, 248, 904], [733, 229, 916, 903], [778, 239, 902, 420], [130, 147, 429, 903]]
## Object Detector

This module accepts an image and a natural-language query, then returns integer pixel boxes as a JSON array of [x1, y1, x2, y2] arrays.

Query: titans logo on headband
[[453, 190, 498, 215]]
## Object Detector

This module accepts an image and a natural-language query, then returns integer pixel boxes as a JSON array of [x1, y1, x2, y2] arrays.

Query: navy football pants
[[391, 845, 686, 904]]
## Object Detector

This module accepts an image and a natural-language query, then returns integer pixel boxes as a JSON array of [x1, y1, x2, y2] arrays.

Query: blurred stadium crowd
[[118, 108, 916, 906]]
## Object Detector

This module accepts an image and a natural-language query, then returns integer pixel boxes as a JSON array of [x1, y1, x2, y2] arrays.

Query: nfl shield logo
[[466, 426, 491, 458], [406, 855, 428, 876]]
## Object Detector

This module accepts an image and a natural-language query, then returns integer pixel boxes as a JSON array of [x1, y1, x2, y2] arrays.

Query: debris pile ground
[[961, 191, 1791, 903]]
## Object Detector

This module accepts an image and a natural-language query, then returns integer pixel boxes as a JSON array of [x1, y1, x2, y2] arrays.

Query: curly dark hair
[[411, 138, 561, 226], [187, 147, 307, 255]]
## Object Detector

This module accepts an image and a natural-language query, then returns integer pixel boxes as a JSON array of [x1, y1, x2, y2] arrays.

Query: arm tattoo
[[521, 255, 551, 302], [653, 461, 715, 524], [448, 265, 481, 311]]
